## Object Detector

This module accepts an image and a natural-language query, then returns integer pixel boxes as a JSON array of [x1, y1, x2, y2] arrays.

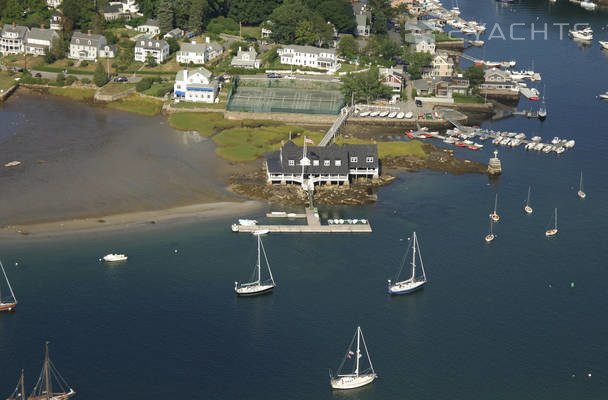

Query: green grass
[[241, 26, 261, 39], [337, 64, 358, 74], [0, 71, 19, 91], [168, 112, 237, 137], [142, 81, 173, 97], [99, 82, 136, 95], [172, 100, 227, 109], [433, 32, 462, 42], [47, 87, 96, 100], [453, 93, 485, 104], [106, 94, 163, 116]]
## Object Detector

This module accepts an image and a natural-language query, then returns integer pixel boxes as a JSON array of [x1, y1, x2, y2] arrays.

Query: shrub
[[117, 65, 128, 72], [81, 78, 91, 84], [81, 60, 89, 67], [55, 73, 66, 86], [67, 60, 74, 67], [136, 78, 153, 92], [111, 62, 118, 69], [66, 75, 77, 85]]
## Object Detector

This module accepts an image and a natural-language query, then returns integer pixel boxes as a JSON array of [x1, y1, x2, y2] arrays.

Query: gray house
[[230, 46, 260, 69], [69, 31, 113, 61], [0, 23, 29, 55], [25, 27, 59, 56]]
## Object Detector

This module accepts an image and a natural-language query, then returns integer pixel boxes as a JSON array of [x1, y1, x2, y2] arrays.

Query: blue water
[[2, 2, 608, 399]]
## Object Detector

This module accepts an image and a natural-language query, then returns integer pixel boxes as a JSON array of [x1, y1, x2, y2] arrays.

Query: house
[[176, 38, 223, 64], [379, 66, 404, 102], [25, 27, 59, 56], [135, 39, 169, 63], [100, 4, 128, 21], [173, 67, 220, 103], [109, 0, 140, 13], [425, 52, 453, 78], [69, 31, 113, 61], [403, 20, 439, 33], [137, 19, 160, 36], [46, 0, 62, 7], [353, 3, 371, 37], [412, 78, 434, 95], [480, 68, 516, 90], [163, 28, 184, 40], [50, 12, 63, 31], [0, 23, 29, 55], [230, 46, 260, 69], [278, 45, 338, 71], [434, 78, 469, 98], [261, 21, 273, 39], [405, 33, 435, 54], [264, 141, 379, 187]]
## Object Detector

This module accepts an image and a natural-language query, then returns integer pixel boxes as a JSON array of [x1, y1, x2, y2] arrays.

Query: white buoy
[[174, 249, 178, 254]]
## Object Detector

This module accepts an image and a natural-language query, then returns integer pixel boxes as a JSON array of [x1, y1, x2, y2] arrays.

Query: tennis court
[[227, 86, 344, 115]]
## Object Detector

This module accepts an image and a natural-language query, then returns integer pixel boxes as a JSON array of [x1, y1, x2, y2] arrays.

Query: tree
[[338, 34, 357, 59], [228, 0, 281, 25], [56, 73, 66, 86], [44, 48, 56, 64], [2, 0, 23, 21], [188, 0, 206, 34], [313, 15, 334, 47], [268, 0, 315, 43], [361, 35, 399, 67], [93, 62, 107, 87], [51, 36, 66, 60], [464, 65, 485, 87], [157, 0, 174, 32], [367, 0, 392, 34], [60, 0, 96, 30], [145, 53, 157, 67], [317, 0, 355, 33], [340, 67, 392, 103], [105, 31, 118, 45], [167, 37, 179, 54], [92, 12, 106, 34], [402, 47, 432, 80], [260, 47, 278, 67], [295, 20, 316, 46]]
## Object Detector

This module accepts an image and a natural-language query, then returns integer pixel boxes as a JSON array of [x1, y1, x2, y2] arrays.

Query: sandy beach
[[0, 92, 261, 235]]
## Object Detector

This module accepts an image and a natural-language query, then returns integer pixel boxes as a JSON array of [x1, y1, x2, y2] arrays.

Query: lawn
[[0, 71, 19, 91], [172, 100, 227, 109], [98, 82, 136, 95], [241, 26, 261, 40], [168, 112, 237, 137], [1, 54, 44, 69], [106, 94, 163, 116], [142, 81, 174, 97], [47, 87, 96, 101], [337, 63, 359, 74], [453, 94, 485, 104]]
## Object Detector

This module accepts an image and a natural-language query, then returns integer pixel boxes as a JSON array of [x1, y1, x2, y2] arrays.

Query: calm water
[[2, 2, 608, 399]]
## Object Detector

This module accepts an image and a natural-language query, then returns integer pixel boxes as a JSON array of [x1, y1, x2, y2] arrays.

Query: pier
[[319, 106, 352, 147]]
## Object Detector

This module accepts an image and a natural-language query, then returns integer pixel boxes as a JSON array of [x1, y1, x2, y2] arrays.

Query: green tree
[[92, 12, 105, 34], [93, 62, 107, 87], [368, 0, 391, 34], [340, 67, 391, 103], [227, 0, 281, 25], [464, 65, 485, 87], [338, 34, 357, 59], [313, 15, 334, 47], [145, 53, 157, 67], [167, 37, 179, 54], [317, 0, 355, 33], [294, 20, 316, 45], [56, 73, 66, 86], [269, 0, 315, 44], [260, 47, 278, 67], [44, 48, 56, 64], [60, 0, 96, 30], [402, 47, 432, 80], [157, 0, 174, 32], [361, 35, 399, 67], [188, 0, 206, 34], [2, 0, 23, 21], [105, 31, 118, 45]]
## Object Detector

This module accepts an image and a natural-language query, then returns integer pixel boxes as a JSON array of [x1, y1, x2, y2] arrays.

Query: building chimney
[[41, 24, 45, 29], [238, 46, 241, 53], [88, 30, 92, 35], [205, 36, 210, 44], [12, 22, 16, 28], [192, 40, 196, 45]]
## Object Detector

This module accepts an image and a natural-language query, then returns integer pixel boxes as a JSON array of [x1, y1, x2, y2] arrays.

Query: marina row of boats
[[356, 110, 414, 119]]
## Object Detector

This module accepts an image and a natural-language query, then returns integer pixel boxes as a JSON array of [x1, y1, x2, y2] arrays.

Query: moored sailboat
[[0, 260, 18, 312], [577, 171, 586, 199], [545, 208, 558, 237], [525, 186, 533, 215], [489, 194, 500, 222], [28, 342, 76, 400], [485, 220, 495, 243], [387, 232, 427, 294], [234, 234, 276, 296], [329, 326, 377, 390]]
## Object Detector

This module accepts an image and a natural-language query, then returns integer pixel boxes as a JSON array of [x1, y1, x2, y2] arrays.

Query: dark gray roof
[[265, 141, 378, 175], [100, 4, 122, 14], [2, 24, 28, 39], [135, 39, 169, 50], [27, 28, 58, 42], [71, 31, 106, 47]]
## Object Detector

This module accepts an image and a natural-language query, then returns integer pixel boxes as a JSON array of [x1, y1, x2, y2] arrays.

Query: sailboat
[[577, 171, 586, 199], [485, 220, 495, 243], [234, 234, 276, 296], [329, 326, 377, 390], [29, 342, 76, 400], [387, 232, 427, 295], [524, 186, 533, 215], [6, 370, 26, 400], [0, 260, 18, 312], [545, 208, 558, 237], [489, 194, 500, 222]]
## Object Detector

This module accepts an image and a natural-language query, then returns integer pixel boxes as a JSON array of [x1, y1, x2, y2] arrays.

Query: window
[[324, 160, 330, 166], [288, 160, 295, 166], [350, 156, 358, 163], [313, 160, 319, 166], [366, 156, 374, 163], [335, 160, 341, 166]]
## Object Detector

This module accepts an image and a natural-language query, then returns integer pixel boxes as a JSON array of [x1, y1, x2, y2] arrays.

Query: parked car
[[114, 76, 128, 82], [34, 72, 42, 78], [267, 73, 282, 79], [415, 99, 423, 107]]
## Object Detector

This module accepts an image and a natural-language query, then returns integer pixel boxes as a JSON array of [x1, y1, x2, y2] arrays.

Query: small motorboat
[[4, 161, 21, 167], [388, 112, 397, 118], [455, 142, 466, 147], [103, 254, 128, 262], [359, 111, 370, 117], [405, 112, 413, 119], [370, 111, 380, 117], [599, 92, 608, 100], [599, 41, 608, 50], [379, 111, 389, 118], [396, 112, 405, 119]]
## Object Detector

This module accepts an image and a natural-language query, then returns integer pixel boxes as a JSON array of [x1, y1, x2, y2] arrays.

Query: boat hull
[[545, 229, 558, 237], [235, 284, 275, 296], [0, 301, 17, 311], [331, 374, 377, 390], [29, 389, 76, 400], [388, 280, 426, 295], [485, 234, 495, 243], [490, 213, 500, 222], [525, 206, 533, 215], [578, 190, 586, 199]]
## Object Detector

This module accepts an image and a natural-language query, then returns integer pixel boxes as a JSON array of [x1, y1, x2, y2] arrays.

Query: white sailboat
[[329, 326, 377, 390], [545, 208, 558, 237], [525, 186, 533, 215], [0, 260, 18, 312], [577, 171, 586, 199], [489, 194, 500, 222], [387, 232, 427, 294], [485, 220, 495, 243], [234, 234, 276, 296], [28, 342, 76, 400]]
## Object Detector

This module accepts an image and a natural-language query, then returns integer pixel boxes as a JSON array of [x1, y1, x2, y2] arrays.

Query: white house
[[135, 39, 169, 63], [50, 12, 63, 31], [176, 38, 223, 64], [353, 3, 371, 37], [46, 0, 62, 8], [137, 19, 160, 36], [25, 27, 59, 56], [480, 68, 516, 91], [110, 0, 139, 13], [0, 23, 28, 55], [379, 66, 404, 102], [163, 28, 184, 40], [230, 46, 260, 69], [425, 52, 453, 78], [173, 67, 219, 103], [69, 31, 113, 61], [277, 45, 338, 71]]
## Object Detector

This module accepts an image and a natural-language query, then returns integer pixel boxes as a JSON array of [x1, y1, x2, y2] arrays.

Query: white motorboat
[[239, 219, 258, 226], [555, 147, 565, 154], [551, 137, 561, 145], [569, 28, 593, 41], [396, 112, 405, 119], [379, 111, 389, 117], [388, 112, 397, 118], [525, 142, 534, 150], [564, 140, 575, 148], [580, 1, 597, 10], [359, 111, 370, 117], [599, 92, 608, 100], [600, 41, 608, 50], [405, 112, 413, 119], [370, 111, 380, 117], [4, 161, 21, 167], [542, 145, 553, 153], [388, 232, 427, 295], [330, 326, 377, 390], [578, 171, 586, 199], [103, 254, 127, 262], [531, 136, 542, 142], [235, 234, 276, 296]]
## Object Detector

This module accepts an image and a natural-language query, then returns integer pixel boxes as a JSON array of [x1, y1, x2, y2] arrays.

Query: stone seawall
[[224, 110, 338, 126], [0, 84, 17, 102]]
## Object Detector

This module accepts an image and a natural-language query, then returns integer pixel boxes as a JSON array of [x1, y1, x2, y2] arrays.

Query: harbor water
[[1, 1, 608, 399]]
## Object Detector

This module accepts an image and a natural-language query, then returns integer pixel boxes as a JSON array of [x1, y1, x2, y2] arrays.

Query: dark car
[[34, 72, 42, 78], [114, 76, 128, 82], [267, 73, 282, 79], [415, 100, 423, 107]]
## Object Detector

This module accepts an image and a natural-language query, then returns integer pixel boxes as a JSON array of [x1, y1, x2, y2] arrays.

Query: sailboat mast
[[45, 341, 51, 400], [411, 232, 417, 278], [494, 194, 498, 213], [20, 369, 25, 400], [2, 261, 17, 302], [260, 239, 275, 285], [580, 172, 583, 191], [256, 235, 261, 284], [555, 208, 558, 230], [527, 186, 531, 206], [355, 327, 361, 376]]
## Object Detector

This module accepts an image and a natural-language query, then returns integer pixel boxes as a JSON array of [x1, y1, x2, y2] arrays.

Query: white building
[[69, 31, 113, 61], [137, 19, 160, 36], [277, 45, 339, 71], [426, 52, 453, 78], [50, 12, 63, 31], [230, 46, 260, 69], [25, 27, 59, 56], [176, 38, 223, 65], [163, 28, 184, 40], [46, 0, 62, 8], [405, 33, 436, 54], [173, 67, 219, 103], [0, 23, 29, 55], [110, 0, 139, 13], [135, 39, 169, 63]]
